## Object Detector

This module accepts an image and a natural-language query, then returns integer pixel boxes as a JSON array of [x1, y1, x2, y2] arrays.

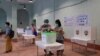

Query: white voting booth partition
[[22, 29, 35, 46], [71, 26, 96, 45], [82, 26, 96, 41], [17, 28, 25, 34], [24, 29, 33, 35], [17, 28, 25, 40], [72, 26, 82, 40], [17, 28, 35, 46], [71, 26, 96, 55]]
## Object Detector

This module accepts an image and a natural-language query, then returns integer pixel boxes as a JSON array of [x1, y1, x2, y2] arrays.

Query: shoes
[[44, 52, 54, 56], [57, 50, 64, 56], [5, 50, 12, 53], [49, 52, 54, 55]]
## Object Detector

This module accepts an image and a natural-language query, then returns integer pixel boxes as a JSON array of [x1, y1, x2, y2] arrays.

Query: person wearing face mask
[[40, 19, 54, 56], [54, 19, 64, 56], [40, 19, 51, 32]]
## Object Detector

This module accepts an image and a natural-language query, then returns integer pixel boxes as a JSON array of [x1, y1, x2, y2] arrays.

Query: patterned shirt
[[55, 27, 64, 41], [40, 24, 51, 32]]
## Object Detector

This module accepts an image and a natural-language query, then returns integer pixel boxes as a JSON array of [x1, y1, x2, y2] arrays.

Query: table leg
[[23, 39, 25, 46], [37, 46, 39, 56], [85, 46, 88, 56], [23, 37, 26, 47], [32, 38, 35, 44], [61, 50, 63, 56], [72, 42, 74, 51], [46, 50, 49, 56], [94, 40, 96, 51]]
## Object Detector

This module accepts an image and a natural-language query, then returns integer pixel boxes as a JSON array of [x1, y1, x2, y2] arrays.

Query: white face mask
[[44, 23, 48, 25], [56, 24, 58, 27]]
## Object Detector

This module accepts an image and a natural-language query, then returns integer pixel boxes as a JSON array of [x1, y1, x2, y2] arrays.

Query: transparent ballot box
[[41, 32, 56, 44]]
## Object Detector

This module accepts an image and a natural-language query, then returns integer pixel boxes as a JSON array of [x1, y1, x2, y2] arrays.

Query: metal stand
[[72, 40, 96, 56]]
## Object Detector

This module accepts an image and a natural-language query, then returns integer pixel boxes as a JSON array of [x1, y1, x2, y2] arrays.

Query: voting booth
[[17, 28, 25, 40], [17, 28, 25, 34], [22, 28, 35, 46], [82, 26, 96, 41], [72, 26, 82, 40], [41, 32, 56, 44], [25, 29, 33, 35], [17, 27, 35, 46], [71, 26, 96, 45], [71, 26, 96, 55]]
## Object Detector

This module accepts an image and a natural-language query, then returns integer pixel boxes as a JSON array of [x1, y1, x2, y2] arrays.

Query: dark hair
[[5, 22, 10, 26], [20, 22, 22, 25], [55, 19, 61, 27], [44, 19, 49, 23], [11, 24, 12, 29]]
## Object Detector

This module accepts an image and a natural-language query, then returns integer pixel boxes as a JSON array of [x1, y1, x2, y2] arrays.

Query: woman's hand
[[59, 28, 64, 35]]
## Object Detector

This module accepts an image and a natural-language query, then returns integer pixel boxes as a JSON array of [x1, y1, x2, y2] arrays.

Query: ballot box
[[41, 32, 56, 44]]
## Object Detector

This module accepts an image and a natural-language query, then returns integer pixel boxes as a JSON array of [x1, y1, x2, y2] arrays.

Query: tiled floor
[[0, 37, 100, 56]]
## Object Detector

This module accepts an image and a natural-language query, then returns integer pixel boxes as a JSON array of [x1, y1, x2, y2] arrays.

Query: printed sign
[[76, 15, 88, 26], [64, 17, 74, 26]]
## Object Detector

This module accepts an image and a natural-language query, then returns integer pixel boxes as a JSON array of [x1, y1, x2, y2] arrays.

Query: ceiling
[[6, 0, 35, 4], [17, 0, 34, 4]]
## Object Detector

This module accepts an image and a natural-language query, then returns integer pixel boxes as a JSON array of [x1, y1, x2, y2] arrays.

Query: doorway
[[17, 9, 29, 28]]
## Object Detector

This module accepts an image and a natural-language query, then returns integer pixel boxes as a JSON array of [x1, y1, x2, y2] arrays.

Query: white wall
[[55, 0, 88, 39], [55, 0, 100, 44], [0, 1, 12, 22], [33, 0, 100, 45], [33, 0, 55, 28]]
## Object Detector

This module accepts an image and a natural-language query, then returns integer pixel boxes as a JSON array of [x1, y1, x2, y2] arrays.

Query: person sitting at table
[[54, 19, 64, 56], [40, 19, 53, 56]]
